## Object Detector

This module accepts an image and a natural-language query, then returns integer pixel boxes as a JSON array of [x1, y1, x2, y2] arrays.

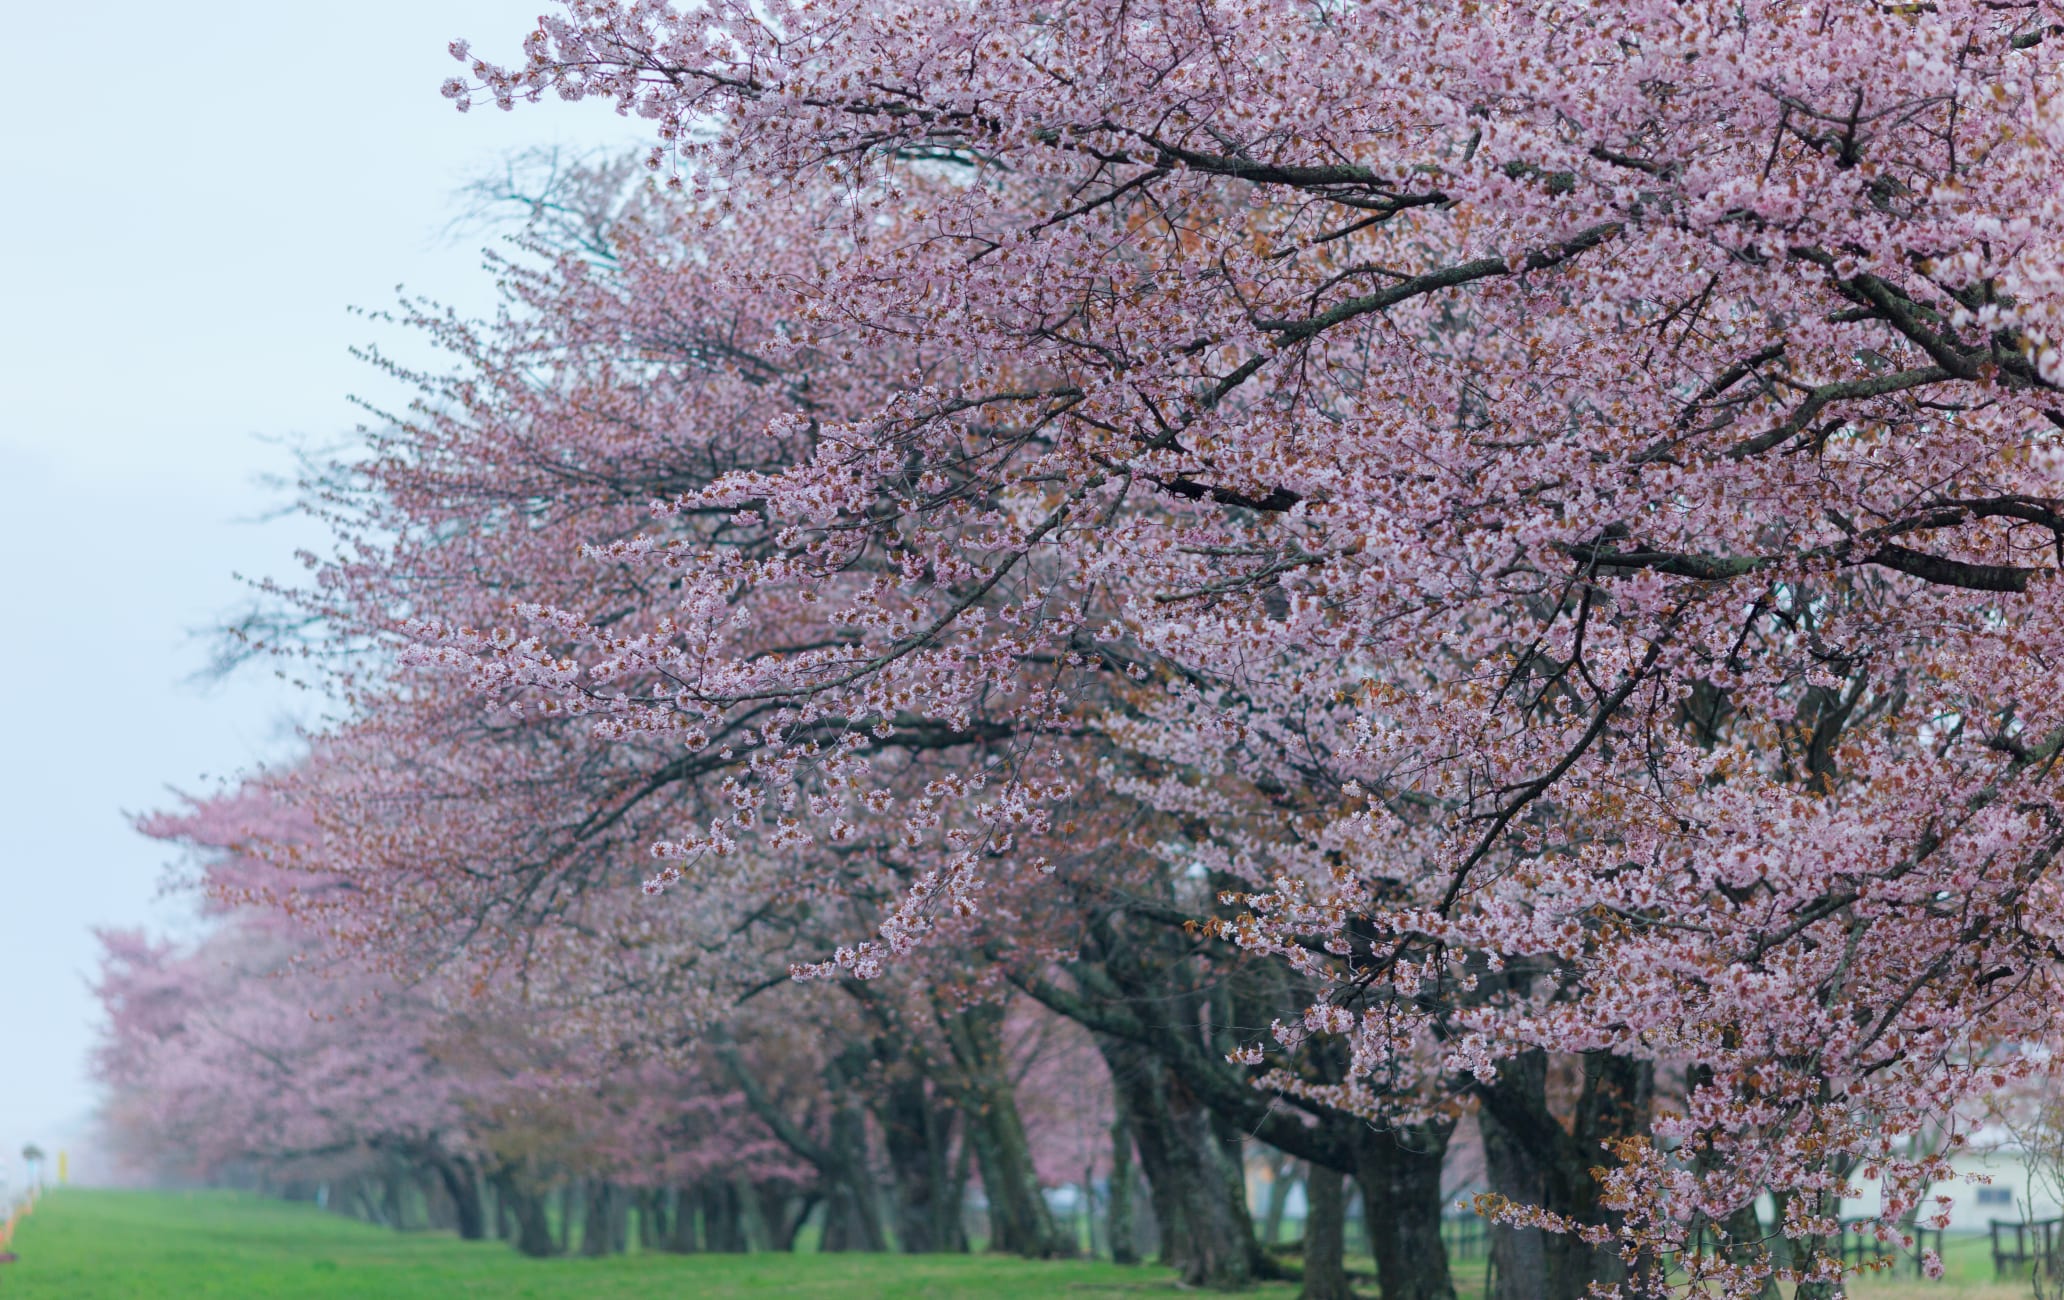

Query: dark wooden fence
[[1442, 1214, 1488, 1262], [1837, 1219, 1944, 1279], [1991, 1219, 2062, 1279]]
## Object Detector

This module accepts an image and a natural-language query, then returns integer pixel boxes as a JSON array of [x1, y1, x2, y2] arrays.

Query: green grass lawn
[[0, 1189, 1292, 1299], [1846, 1229, 2028, 1300], [3, 1189, 2030, 1299]]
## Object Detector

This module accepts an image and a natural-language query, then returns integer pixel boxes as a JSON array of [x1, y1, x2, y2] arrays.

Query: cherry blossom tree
[[418, 3, 2064, 1295], [138, 2, 2064, 1291], [99, 777, 1122, 1264], [95, 786, 810, 1251]]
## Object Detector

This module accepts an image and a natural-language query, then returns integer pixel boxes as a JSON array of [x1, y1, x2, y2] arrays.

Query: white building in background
[[1842, 1132, 2061, 1233]]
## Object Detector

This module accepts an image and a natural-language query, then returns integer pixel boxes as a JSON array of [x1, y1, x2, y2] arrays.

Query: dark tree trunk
[[1684, 1063, 1786, 1300], [1108, 1111, 1140, 1266], [491, 1169, 560, 1258], [757, 1184, 814, 1252], [1301, 1162, 1354, 1300], [733, 1177, 772, 1251], [663, 1185, 700, 1252], [1357, 1121, 1458, 1300], [716, 1034, 886, 1254], [1571, 1052, 1654, 1294], [580, 1181, 621, 1256], [702, 1181, 750, 1253], [943, 1004, 1072, 1259], [577, 1188, 606, 1254], [429, 1156, 487, 1241], [637, 1188, 664, 1251], [816, 1084, 890, 1253], [818, 1170, 886, 1252], [415, 1169, 449, 1231], [878, 1060, 963, 1252], [1481, 1057, 1561, 1300], [516, 1191, 557, 1258], [964, 1101, 1059, 1258], [880, 1068, 937, 1253], [1717, 1201, 1785, 1300], [1102, 1036, 1262, 1289], [1479, 1051, 1655, 1300], [367, 1178, 392, 1227]]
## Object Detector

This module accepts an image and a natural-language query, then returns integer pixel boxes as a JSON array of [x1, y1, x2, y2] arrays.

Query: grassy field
[[0, 1188, 1291, 1299], [1843, 1229, 2028, 1300], [0, 1189, 2040, 1299]]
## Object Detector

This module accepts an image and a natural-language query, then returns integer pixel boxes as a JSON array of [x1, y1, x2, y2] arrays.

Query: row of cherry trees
[[101, 0, 2064, 1294], [95, 785, 1128, 1258]]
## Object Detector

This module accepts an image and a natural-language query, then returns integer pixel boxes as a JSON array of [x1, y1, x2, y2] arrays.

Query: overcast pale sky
[[0, 1, 636, 1191]]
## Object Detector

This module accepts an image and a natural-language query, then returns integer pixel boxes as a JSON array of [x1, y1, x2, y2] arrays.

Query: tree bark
[[756, 1183, 814, 1252], [717, 1035, 887, 1253], [816, 1088, 889, 1252], [1109, 1111, 1141, 1265], [662, 1185, 700, 1252], [1301, 1162, 1354, 1300], [877, 1055, 963, 1252], [350, 1178, 384, 1227], [943, 1003, 1072, 1258], [731, 1177, 770, 1251], [1357, 1121, 1458, 1300], [703, 1181, 750, 1252], [637, 1188, 665, 1252], [1479, 1051, 1654, 1300], [1102, 1035, 1262, 1288], [947, 1123, 974, 1252], [580, 1181, 617, 1257], [428, 1155, 487, 1242], [490, 1168, 559, 1258]]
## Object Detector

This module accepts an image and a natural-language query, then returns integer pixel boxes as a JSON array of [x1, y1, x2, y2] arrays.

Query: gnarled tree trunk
[[490, 1166, 560, 1258], [1301, 1162, 1354, 1300], [1356, 1120, 1458, 1300], [703, 1180, 751, 1252], [943, 1003, 1071, 1259], [1480, 1050, 1655, 1300], [756, 1183, 814, 1252], [877, 1053, 965, 1252], [1108, 1111, 1141, 1265], [1101, 1036, 1263, 1289], [579, 1181, 608, 1256], [427, 1154, 487, 1241]]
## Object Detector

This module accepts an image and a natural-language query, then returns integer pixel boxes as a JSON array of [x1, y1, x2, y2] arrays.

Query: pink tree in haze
[[259, 146, 1408, 1281], [134, 3, 2064, 1288], [97, 791, 504, 1233], [91, 918, 483, 1216], [99, 784, 822, 1250], [424, 3, 2064, 1295]]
